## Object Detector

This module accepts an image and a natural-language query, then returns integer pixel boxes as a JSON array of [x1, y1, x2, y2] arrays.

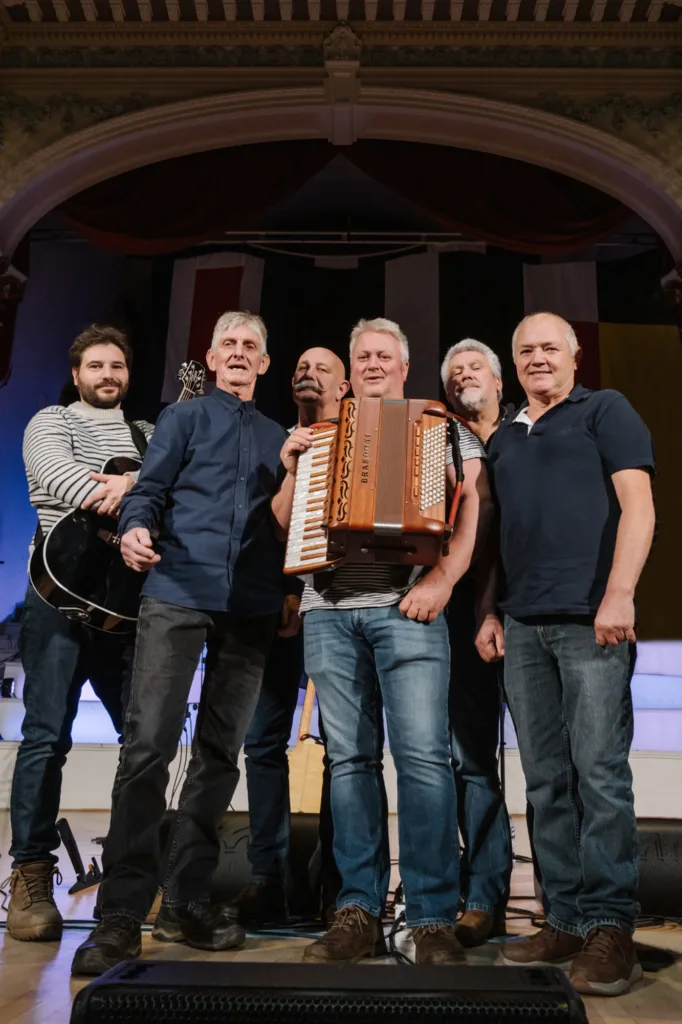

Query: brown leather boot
[[499, 924, 583, 967], [569, 926, 643, 996], [3, 862, 63, 941], [413, 924, 466, 965], [455, 910, 496, 948], [302, 905, 387, 963]]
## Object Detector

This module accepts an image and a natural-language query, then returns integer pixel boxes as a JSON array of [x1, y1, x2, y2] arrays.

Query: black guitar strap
[[126, 420, 149, 459]]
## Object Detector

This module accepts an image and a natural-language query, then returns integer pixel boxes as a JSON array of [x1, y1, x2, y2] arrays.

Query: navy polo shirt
[[487, 385, 654, 618], [119, 388, 288, 615]]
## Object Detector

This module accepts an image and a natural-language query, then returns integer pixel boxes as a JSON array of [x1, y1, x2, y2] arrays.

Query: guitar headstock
[[177, 360, 206, 397]]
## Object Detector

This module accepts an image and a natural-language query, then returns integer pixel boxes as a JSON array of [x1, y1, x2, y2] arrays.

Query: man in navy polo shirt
[[477, 312, 655, 997]]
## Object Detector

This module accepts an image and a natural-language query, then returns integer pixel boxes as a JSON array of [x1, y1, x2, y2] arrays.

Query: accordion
[[284, 397, 462, 575]]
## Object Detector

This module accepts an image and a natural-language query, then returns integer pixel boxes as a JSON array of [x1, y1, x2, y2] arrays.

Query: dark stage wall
[[1, 239, 679, 637]]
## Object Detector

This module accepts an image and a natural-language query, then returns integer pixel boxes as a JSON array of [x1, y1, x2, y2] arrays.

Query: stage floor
[[1, 811, 681, 1024]]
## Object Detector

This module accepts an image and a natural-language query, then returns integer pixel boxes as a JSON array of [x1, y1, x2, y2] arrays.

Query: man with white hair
[[440, 339, 512, 948], [275, 318, 491, 966], [72, 311, 289, 976], [477, 312, 655, 996]]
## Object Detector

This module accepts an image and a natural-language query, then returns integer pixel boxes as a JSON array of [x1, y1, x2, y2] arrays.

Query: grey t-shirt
[[299, 421, 485, 613]]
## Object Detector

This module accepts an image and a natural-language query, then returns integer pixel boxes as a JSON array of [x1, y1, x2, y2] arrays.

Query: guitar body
[[30, 457, 144, 634]]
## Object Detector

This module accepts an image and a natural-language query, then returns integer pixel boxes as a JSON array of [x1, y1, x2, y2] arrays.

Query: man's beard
[[454, 387, 488, 415], [79, 381, 128, 409]]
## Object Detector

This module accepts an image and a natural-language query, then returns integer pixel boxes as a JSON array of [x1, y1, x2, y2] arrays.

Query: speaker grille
[[87, 990, 574, 1023]]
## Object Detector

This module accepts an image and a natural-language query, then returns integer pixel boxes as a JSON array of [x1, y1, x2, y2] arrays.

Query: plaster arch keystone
[[1, 86, 681, 260]]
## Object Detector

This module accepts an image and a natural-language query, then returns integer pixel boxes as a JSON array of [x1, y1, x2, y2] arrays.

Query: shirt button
[[237, 504, 243, 509], [242, 448, 247, 452], [240, 476, 245, 481]]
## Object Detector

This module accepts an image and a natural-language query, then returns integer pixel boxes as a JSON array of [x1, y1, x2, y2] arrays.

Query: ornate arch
[[1, 85, 681, 259]]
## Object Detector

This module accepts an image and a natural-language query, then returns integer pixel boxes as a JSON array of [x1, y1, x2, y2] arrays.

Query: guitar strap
[[126, 420, 149, 459]]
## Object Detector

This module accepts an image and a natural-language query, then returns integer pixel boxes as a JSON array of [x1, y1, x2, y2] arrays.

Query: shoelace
[[413, 923, 457, 941], [94, 916, 138, 944], [2, 867, 63, 910], [0, 876, 10, 912], [582, 927, 620, 961], [331, 906, 369, 932]]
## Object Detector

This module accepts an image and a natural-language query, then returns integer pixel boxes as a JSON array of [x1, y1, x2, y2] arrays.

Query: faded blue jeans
[[503, 615, 639, 936], [304, 605, 459, 926]]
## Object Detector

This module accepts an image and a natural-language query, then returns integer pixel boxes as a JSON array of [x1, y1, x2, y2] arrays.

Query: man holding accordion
[[273, 318, 491, 965]]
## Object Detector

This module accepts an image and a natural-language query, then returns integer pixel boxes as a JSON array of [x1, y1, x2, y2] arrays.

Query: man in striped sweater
[[3, 324, 153, 944]]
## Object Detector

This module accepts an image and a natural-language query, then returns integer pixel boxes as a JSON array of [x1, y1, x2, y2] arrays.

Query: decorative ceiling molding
[[2, 0, 681, 24], [1, 16, 682, 48], [3, 66, 681, 100]]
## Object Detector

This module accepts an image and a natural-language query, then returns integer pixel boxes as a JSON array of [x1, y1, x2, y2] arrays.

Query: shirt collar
[[212, 386, 255, 415], [516, 382, 591, 416]]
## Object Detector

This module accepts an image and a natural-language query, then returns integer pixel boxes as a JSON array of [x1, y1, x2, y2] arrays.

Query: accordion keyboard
[[284, 424, 339, 574]]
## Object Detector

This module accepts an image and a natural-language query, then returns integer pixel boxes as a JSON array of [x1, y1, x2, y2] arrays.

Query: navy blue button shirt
[[487, 385, 655, 618], [119, 388, 288, 615]]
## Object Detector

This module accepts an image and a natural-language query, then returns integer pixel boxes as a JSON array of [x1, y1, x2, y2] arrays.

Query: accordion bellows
[[284, 397, 451, 575]]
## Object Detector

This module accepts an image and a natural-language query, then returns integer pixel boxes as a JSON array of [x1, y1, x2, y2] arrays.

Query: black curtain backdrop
[[59, 140, 630, 257]]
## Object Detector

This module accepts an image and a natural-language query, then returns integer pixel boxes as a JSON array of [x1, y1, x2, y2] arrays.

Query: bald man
[[477, 313, 655, 996], [231, 348, 350, 927]]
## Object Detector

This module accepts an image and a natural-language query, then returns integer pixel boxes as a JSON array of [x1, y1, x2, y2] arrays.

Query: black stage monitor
[[71, 960, 587, 1024]]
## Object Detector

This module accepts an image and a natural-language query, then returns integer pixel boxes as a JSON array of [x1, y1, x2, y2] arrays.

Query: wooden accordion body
[[284, 397, 451, 575]]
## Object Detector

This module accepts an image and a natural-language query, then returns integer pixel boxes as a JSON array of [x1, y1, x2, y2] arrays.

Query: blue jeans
[[503, 615, 639, 936], [11, 585, 132, 866], [448, 575, 512, 916], [304, 605, 459, 926]]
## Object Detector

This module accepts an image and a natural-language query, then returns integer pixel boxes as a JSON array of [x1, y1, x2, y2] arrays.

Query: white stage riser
[[0, 743, 680, 819]]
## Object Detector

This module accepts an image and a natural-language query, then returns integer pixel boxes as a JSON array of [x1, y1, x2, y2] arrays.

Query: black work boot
[[230, 882, 289, 927], [153, 901, 245, 951], [71, 915, 142, 976]]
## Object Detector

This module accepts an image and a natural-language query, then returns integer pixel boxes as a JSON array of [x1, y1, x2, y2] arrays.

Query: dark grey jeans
[[100, 596, 277, 922], [503, 614, 638, 936]]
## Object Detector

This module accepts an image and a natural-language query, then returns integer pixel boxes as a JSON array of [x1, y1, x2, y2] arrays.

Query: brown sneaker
[[455, 910, 496, 948], [302, 905, 387, 963], [413, 924, 466, 965], [569, 926, 643, 996], [2, 862, 63, 942], [499, 924, 583, 967]]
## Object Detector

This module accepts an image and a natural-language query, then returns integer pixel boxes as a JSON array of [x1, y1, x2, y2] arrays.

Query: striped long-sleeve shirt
[[23, 401, 154, 540]]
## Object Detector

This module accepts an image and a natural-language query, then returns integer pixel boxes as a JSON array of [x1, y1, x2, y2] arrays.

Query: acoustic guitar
[[29, 361, 205, 634]]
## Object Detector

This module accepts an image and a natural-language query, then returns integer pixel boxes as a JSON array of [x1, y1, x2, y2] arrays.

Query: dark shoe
[[230, 882, 288, 927], [71, 915, 141, 976], [2, 862, 63, 941], [303, 905, 387, 963], [178, 901, 246, 952], [413, 924, 466, 965], [455, 910, 496, 949], [499, 924, 584, 967], [569, 926, 643, 996], [151, 902, 186, 943]]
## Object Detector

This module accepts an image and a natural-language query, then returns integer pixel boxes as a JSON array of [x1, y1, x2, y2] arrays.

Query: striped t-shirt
[[23, 401, 154, 540], [299, 421, 485, 613]]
